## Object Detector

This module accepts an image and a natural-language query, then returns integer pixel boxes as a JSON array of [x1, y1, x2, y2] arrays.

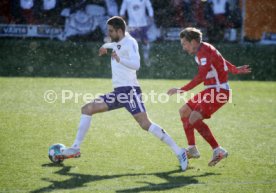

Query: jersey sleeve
[[180, 57, 211, 91], [225, 59, 239, 74], [212, 48, 238, 74], [101, 42, 116, 49], [119, 40, 140, 70]]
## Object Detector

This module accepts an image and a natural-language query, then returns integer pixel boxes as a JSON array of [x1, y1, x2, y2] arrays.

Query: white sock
[[72, 114, 92, 148], [148, 123, 181, 155]]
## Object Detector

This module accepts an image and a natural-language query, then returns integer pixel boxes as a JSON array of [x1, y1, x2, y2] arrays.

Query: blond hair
[[179, 27, 202, 42]]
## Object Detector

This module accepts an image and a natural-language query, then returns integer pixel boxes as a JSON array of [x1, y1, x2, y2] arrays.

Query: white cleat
[[186, 146, 200, 159], [208, 146, 228, 166], [177, 148, 188, 171], [60, 147, 81, 159]]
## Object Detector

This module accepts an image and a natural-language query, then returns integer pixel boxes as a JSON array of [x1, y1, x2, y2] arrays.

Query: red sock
[[181, 117, 195, 145], [194, 120, 219, 149]]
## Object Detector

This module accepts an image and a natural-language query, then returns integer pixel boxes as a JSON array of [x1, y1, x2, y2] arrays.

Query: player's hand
[[98, 47, 107, 56], [111, 51, 120, 63], [236, 65, 251, 74], [167, 88, 184, 96]]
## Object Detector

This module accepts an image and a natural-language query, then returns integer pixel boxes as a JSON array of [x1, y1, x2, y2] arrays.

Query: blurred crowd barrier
[[0, 0, 275, 44]]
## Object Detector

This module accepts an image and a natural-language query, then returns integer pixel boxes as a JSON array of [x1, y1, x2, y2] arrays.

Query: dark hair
[[107, 16, 126, 33], [179, 27, 202, 42]]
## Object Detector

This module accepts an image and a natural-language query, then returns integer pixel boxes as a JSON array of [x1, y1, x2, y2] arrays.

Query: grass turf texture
[[0, 78, 275, 193]]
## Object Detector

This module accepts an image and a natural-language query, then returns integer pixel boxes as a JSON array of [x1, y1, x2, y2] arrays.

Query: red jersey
[[181, 42, 239, 91]]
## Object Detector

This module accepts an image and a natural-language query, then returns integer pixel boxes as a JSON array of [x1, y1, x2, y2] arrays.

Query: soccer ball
[[48, 143, 65, 163]]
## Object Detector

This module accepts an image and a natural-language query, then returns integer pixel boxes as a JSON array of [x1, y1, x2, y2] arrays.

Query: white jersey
[[102, 33, 140, 88], [119, 0, 154, 27]]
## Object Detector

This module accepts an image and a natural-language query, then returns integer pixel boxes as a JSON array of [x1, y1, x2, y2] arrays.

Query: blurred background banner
[[0, 24, 62, 38], [1, 0, 275, 42]]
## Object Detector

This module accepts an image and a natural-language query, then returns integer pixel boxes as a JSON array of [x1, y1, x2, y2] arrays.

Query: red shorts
[[187, 88, 230, 119]]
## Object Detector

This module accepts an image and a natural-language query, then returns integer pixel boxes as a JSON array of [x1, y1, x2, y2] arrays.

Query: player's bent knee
[[179, 108, 187, 118], [81, 102, 99, 115], [81, 103, 93, 115], [179, 105, 192, 118], [189, 111, 203, 125]]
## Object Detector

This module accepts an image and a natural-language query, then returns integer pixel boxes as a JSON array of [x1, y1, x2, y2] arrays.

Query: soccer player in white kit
[[61, 16, 188, 171], [119, 0, 154, 66]]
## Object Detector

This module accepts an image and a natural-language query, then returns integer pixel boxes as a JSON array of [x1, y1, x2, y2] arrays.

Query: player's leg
[[141, 27, 151, 66], [126, 87, 182, 156], [61, 99, 109, 158], [71, 88, 127, 150], [194, 120, 218, 147], [133, 112, 188, 171], [179, 104, 194, 145], [124, 86, 187, 170], [133, 112, 182, 155], [191, 88, 230, 166], [184, 109, 220, 161], [142, 42, 150, 65], [71, 99, 109, 148], [179, 104, 201, 159], [189, 106, 220, 153], [61, 89, 123, 158], [189, 89, 219, 149]]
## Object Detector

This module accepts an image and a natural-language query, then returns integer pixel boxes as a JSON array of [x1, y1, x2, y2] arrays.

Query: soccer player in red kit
[[167, 27, 251, 166]]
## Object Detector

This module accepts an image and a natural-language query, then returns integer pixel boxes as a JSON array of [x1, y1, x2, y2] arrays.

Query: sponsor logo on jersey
[[200, 58, 207, 65]]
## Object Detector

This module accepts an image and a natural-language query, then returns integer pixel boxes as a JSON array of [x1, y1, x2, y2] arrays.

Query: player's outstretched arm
[[226, 60, 251, 75], [167, 88, 184, 96], [235, 65, 251, 74]]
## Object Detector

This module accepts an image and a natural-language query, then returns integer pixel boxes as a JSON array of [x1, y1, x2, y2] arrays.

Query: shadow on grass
[[31, 163, 219, 193]]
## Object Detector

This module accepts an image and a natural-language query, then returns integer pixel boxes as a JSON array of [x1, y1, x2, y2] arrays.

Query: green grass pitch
[[0, 78, 275, 193]]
